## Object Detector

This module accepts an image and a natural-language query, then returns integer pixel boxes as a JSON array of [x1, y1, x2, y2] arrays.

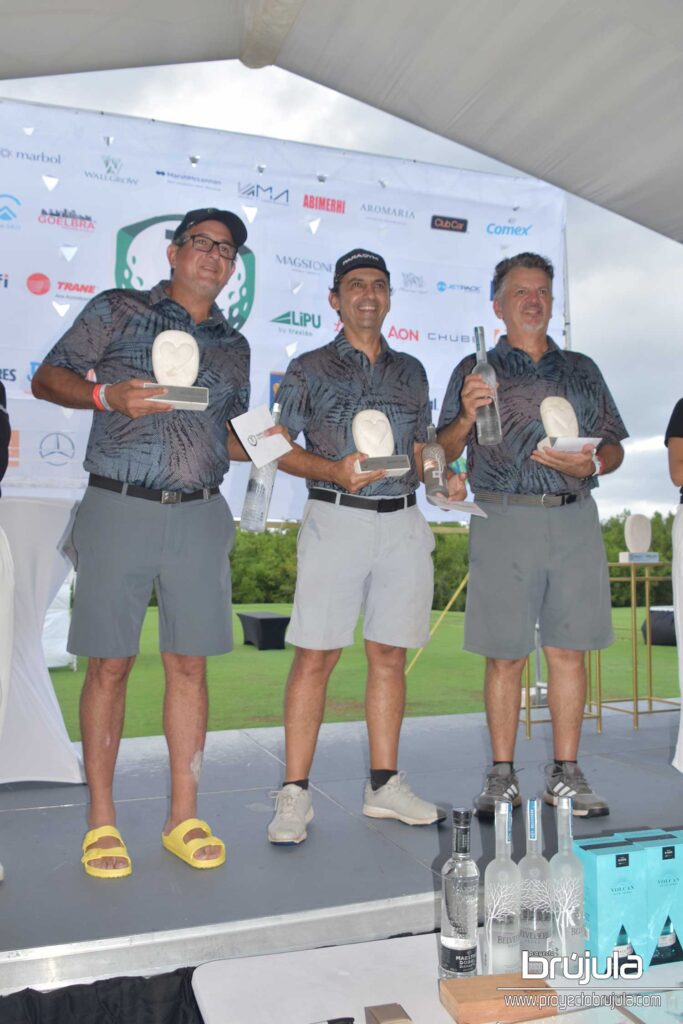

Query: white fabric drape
[[0, 498, 83, 784], [672, 506, 683, 772], [0, 524, 14, 743]]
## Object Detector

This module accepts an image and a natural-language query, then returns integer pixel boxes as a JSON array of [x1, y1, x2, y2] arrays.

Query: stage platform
[[0, 707, 681, 994]]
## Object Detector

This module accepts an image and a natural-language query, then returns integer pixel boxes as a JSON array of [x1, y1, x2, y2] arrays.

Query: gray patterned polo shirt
[[437, 335, 628, 494], [43, 281, 250, 491], [277, 331, 431, 496]]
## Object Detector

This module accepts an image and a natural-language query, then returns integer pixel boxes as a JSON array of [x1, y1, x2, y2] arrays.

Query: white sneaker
[[267, 784, 314, 844], [362, 771, 446, 826]]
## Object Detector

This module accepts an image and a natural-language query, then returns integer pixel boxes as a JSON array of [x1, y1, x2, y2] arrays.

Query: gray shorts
[[286, 498, 435, 651], [67, 485, 235, 658], [465, 494, 613, 659]]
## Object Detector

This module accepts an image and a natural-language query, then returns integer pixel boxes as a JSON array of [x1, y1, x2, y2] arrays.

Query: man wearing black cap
[[32, 208, 258, 877], [267, 248, 464, 845]]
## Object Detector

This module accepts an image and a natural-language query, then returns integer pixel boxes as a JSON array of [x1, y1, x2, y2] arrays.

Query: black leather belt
[[474, 489, 590, 508], [89, 474, 219, 504], [308, 487, 416, 513]]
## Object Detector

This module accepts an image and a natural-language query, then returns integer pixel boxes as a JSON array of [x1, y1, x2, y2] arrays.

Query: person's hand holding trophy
[[143, 330, 209, 411], [351, 409, 410, 477]]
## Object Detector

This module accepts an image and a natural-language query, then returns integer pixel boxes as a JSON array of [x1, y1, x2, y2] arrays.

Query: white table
[[0, 498, 83, 783], [192, 932, 454, 1024]]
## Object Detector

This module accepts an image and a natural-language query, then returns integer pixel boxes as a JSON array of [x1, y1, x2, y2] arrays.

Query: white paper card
[[549, 436, 602, 452], [427, 496, 488, 518], [231, 405, 292, 468]]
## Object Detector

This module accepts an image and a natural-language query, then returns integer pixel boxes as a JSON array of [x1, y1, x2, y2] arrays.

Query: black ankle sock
[[554, 759, 577, 768], [493, 760, 514, 771], [370, 769, 397, 791], [283, 778, 309, 790]]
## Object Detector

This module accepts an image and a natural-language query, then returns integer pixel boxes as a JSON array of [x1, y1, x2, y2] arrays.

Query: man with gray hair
[[437, 252, 627, 818]]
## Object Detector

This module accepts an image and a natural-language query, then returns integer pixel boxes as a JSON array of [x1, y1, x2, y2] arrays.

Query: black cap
[[333, 248, 390, 288], [172, 208, 248, 248], [452, 808, 472, 826]]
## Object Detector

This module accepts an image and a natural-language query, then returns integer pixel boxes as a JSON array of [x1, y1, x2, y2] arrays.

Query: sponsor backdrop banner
[[0, 98, 566, 521]]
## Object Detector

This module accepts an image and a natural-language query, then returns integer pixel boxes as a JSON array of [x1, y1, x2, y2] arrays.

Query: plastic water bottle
[[473, 326, 502, 446], [422, 425, 449, 499], [240, 403, 281, 534]]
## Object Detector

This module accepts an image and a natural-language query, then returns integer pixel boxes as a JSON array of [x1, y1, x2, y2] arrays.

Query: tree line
[[228, 511, 675, 611]]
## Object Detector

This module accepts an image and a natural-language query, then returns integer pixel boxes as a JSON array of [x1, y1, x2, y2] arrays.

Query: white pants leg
[[672, 506, 683, 771]]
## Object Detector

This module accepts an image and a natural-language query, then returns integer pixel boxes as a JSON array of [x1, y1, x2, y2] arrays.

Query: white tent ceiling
[[2, 0, 682, 241]]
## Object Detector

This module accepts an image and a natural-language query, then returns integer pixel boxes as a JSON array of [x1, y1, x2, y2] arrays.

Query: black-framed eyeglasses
[[177, 233, 237, 260]]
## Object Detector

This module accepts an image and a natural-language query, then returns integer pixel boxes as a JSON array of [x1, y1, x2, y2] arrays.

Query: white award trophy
[[352, 410, 410, 477], [537, 396, 601, 452], [619, 514, 659, 564], [143, 330, 209, 411]]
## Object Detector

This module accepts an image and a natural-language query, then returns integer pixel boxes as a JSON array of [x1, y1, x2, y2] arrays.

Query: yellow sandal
[[162, 818, 226, 869], [81, 825, 132, 879]]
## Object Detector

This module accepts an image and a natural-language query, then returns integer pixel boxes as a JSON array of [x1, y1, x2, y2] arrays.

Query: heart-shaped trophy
[[352, 409, 411, 477], [143, 330, 209, 411]]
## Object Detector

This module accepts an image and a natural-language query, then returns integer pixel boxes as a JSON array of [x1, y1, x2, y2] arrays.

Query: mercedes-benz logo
[[39, 432, 75, 467]]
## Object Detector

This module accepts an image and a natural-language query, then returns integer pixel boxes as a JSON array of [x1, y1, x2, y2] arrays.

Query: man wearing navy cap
[[267, 248, 465, 845], [32, 208, 259, 877]]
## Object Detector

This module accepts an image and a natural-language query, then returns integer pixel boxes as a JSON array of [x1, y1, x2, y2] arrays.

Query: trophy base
[[618, 551, 660, 563], [143, 383, 209, 411], [356, 455, 411, 478]]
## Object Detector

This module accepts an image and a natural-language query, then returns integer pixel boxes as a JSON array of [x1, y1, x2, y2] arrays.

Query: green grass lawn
[[49, 605, 680, 741]]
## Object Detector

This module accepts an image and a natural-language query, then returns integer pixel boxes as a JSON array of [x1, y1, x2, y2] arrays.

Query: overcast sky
[[2, 61, 681, 525]]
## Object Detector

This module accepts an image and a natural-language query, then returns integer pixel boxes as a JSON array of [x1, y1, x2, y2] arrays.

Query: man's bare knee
[[366, 641, 406, 671], [485, 656, 527, 682], [291, 646, 341, 676], [86, 656, 134, 690]]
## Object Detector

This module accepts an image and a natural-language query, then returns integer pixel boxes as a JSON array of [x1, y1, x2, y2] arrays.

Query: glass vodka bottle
[[484, 800, 521, 974], [549, 796, 585, 959], [440, 808, 480, 979], [472, 326, 502, 446], [422, 425, 449, 500], [518, 798, 552, 971], [240, 402, 281, 534]]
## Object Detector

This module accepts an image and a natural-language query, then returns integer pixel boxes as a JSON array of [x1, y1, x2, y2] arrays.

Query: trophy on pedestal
[[143, 330, 209, 411], [619, 514, 659, 564], [352, 410, 410, 477]]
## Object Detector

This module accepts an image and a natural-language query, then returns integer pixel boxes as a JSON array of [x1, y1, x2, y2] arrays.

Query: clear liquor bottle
[[613, 924, 634, 966], [484, 800, 521, 974], [240, 402, 281, 534], [472, 326, 502, 446], [549, 796, 585, 959], [651, 916, 681, 965], [518, 798, 552, 971], [423, 425, 449, 500], [440, 808, 480, 979]]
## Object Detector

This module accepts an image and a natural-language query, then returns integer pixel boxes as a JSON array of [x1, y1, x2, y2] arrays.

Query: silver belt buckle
[[541, 492, 552, 507], [161, 490, 181, 504]]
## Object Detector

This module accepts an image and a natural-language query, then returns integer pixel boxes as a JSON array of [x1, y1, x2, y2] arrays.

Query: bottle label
[[440, 941, 477, 974], [454, 827, 471, 855], [658, 931, 677, 948], [528, 800, 537, 842]]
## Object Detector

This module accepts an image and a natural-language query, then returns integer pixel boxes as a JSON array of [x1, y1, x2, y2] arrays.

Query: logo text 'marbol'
[[431, 215, 468, 233], [487, 222, 532, 236]]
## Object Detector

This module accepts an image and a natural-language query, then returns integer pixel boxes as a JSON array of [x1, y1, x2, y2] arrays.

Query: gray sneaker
[[267, 784, 314, 844], [543, 762, 609, 817], [473, 763, 522, 819], [362, 772, 446, 826]]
